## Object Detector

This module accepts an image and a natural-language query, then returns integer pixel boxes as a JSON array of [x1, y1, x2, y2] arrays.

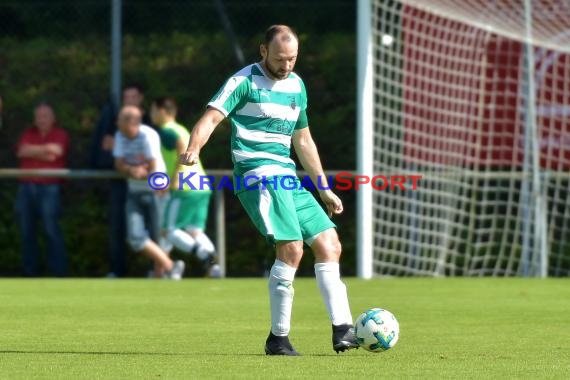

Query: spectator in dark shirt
[[89, 83, 153, 278]]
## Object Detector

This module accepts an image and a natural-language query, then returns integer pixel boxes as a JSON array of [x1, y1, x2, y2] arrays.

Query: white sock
[[195, 232, 215, 260], [315, 262, 353, 326], [269, 260, 297, 336], [167, 229, 196, 254]]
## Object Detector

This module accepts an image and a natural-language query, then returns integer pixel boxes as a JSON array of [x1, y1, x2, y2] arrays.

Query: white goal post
[[357, 0, 570, 277]]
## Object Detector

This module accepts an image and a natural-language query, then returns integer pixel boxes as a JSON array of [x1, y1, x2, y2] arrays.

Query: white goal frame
[[355, 0, 562, 278]]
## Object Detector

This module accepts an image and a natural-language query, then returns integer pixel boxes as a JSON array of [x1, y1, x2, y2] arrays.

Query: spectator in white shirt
[[113, 106, 185, 279]]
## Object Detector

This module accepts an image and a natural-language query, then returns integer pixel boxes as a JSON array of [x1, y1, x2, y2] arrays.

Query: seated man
[[113, 105, 185, 279]]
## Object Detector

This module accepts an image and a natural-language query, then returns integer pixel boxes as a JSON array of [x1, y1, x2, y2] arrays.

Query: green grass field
[[0, 278, 568, 379]]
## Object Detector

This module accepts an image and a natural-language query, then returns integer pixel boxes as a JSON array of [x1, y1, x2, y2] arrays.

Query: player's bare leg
[[264, 240, 303, 356], [311, 228, 359, 353]]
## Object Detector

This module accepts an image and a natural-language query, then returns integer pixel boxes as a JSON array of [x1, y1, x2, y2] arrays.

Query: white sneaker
[[167, 260, 186, 280]]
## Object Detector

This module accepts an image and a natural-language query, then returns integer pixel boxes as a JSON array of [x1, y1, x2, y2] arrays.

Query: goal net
[[359, 0, 570, 276]]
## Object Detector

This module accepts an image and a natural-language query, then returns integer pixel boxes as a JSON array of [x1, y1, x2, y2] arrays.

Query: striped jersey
[[208, 63, 309, 189]]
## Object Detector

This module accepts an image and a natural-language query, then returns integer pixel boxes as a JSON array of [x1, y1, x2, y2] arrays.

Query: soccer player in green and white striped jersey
[[180, 25, 358, 355]]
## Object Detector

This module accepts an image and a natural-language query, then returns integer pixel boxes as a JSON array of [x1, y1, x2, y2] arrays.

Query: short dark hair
[[34, 101, 55, 113], [123, 82, 144, 94], [264, 25, 298, 45], [152, 97, 177, 115]]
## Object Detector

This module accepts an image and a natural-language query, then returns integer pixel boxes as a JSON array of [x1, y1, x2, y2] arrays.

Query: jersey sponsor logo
[[266, 119, 295, 135], [237, 102, 300, 122]]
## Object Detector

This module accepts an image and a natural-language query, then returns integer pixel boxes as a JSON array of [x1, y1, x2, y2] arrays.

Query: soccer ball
[[354, 308, 399, 352]]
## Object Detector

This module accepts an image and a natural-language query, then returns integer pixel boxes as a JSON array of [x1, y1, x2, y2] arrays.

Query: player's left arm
[[292, 127, 343, 217]]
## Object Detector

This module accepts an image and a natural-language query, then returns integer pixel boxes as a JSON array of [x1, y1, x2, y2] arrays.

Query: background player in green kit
[[179, 25, 358, 355], [151, 97, 220, 278]]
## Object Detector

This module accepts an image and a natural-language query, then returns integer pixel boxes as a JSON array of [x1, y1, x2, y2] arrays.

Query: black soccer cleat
[[264, 332, 301, 356], [332, 324, 360, 353]]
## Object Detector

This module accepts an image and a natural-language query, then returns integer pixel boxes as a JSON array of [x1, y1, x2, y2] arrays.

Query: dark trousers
[[109, 179, 127, 276], [16, 183, 67, 277]]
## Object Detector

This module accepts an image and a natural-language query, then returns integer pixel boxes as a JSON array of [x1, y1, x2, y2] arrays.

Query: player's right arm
[[180, 108, 225, 166]]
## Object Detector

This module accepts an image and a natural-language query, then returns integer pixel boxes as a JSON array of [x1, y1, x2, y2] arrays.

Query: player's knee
[[326, 239, 342, 260], [314, 234, 342, 261], [289, 244, 304, 257], [276, 241, 304, 267]]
